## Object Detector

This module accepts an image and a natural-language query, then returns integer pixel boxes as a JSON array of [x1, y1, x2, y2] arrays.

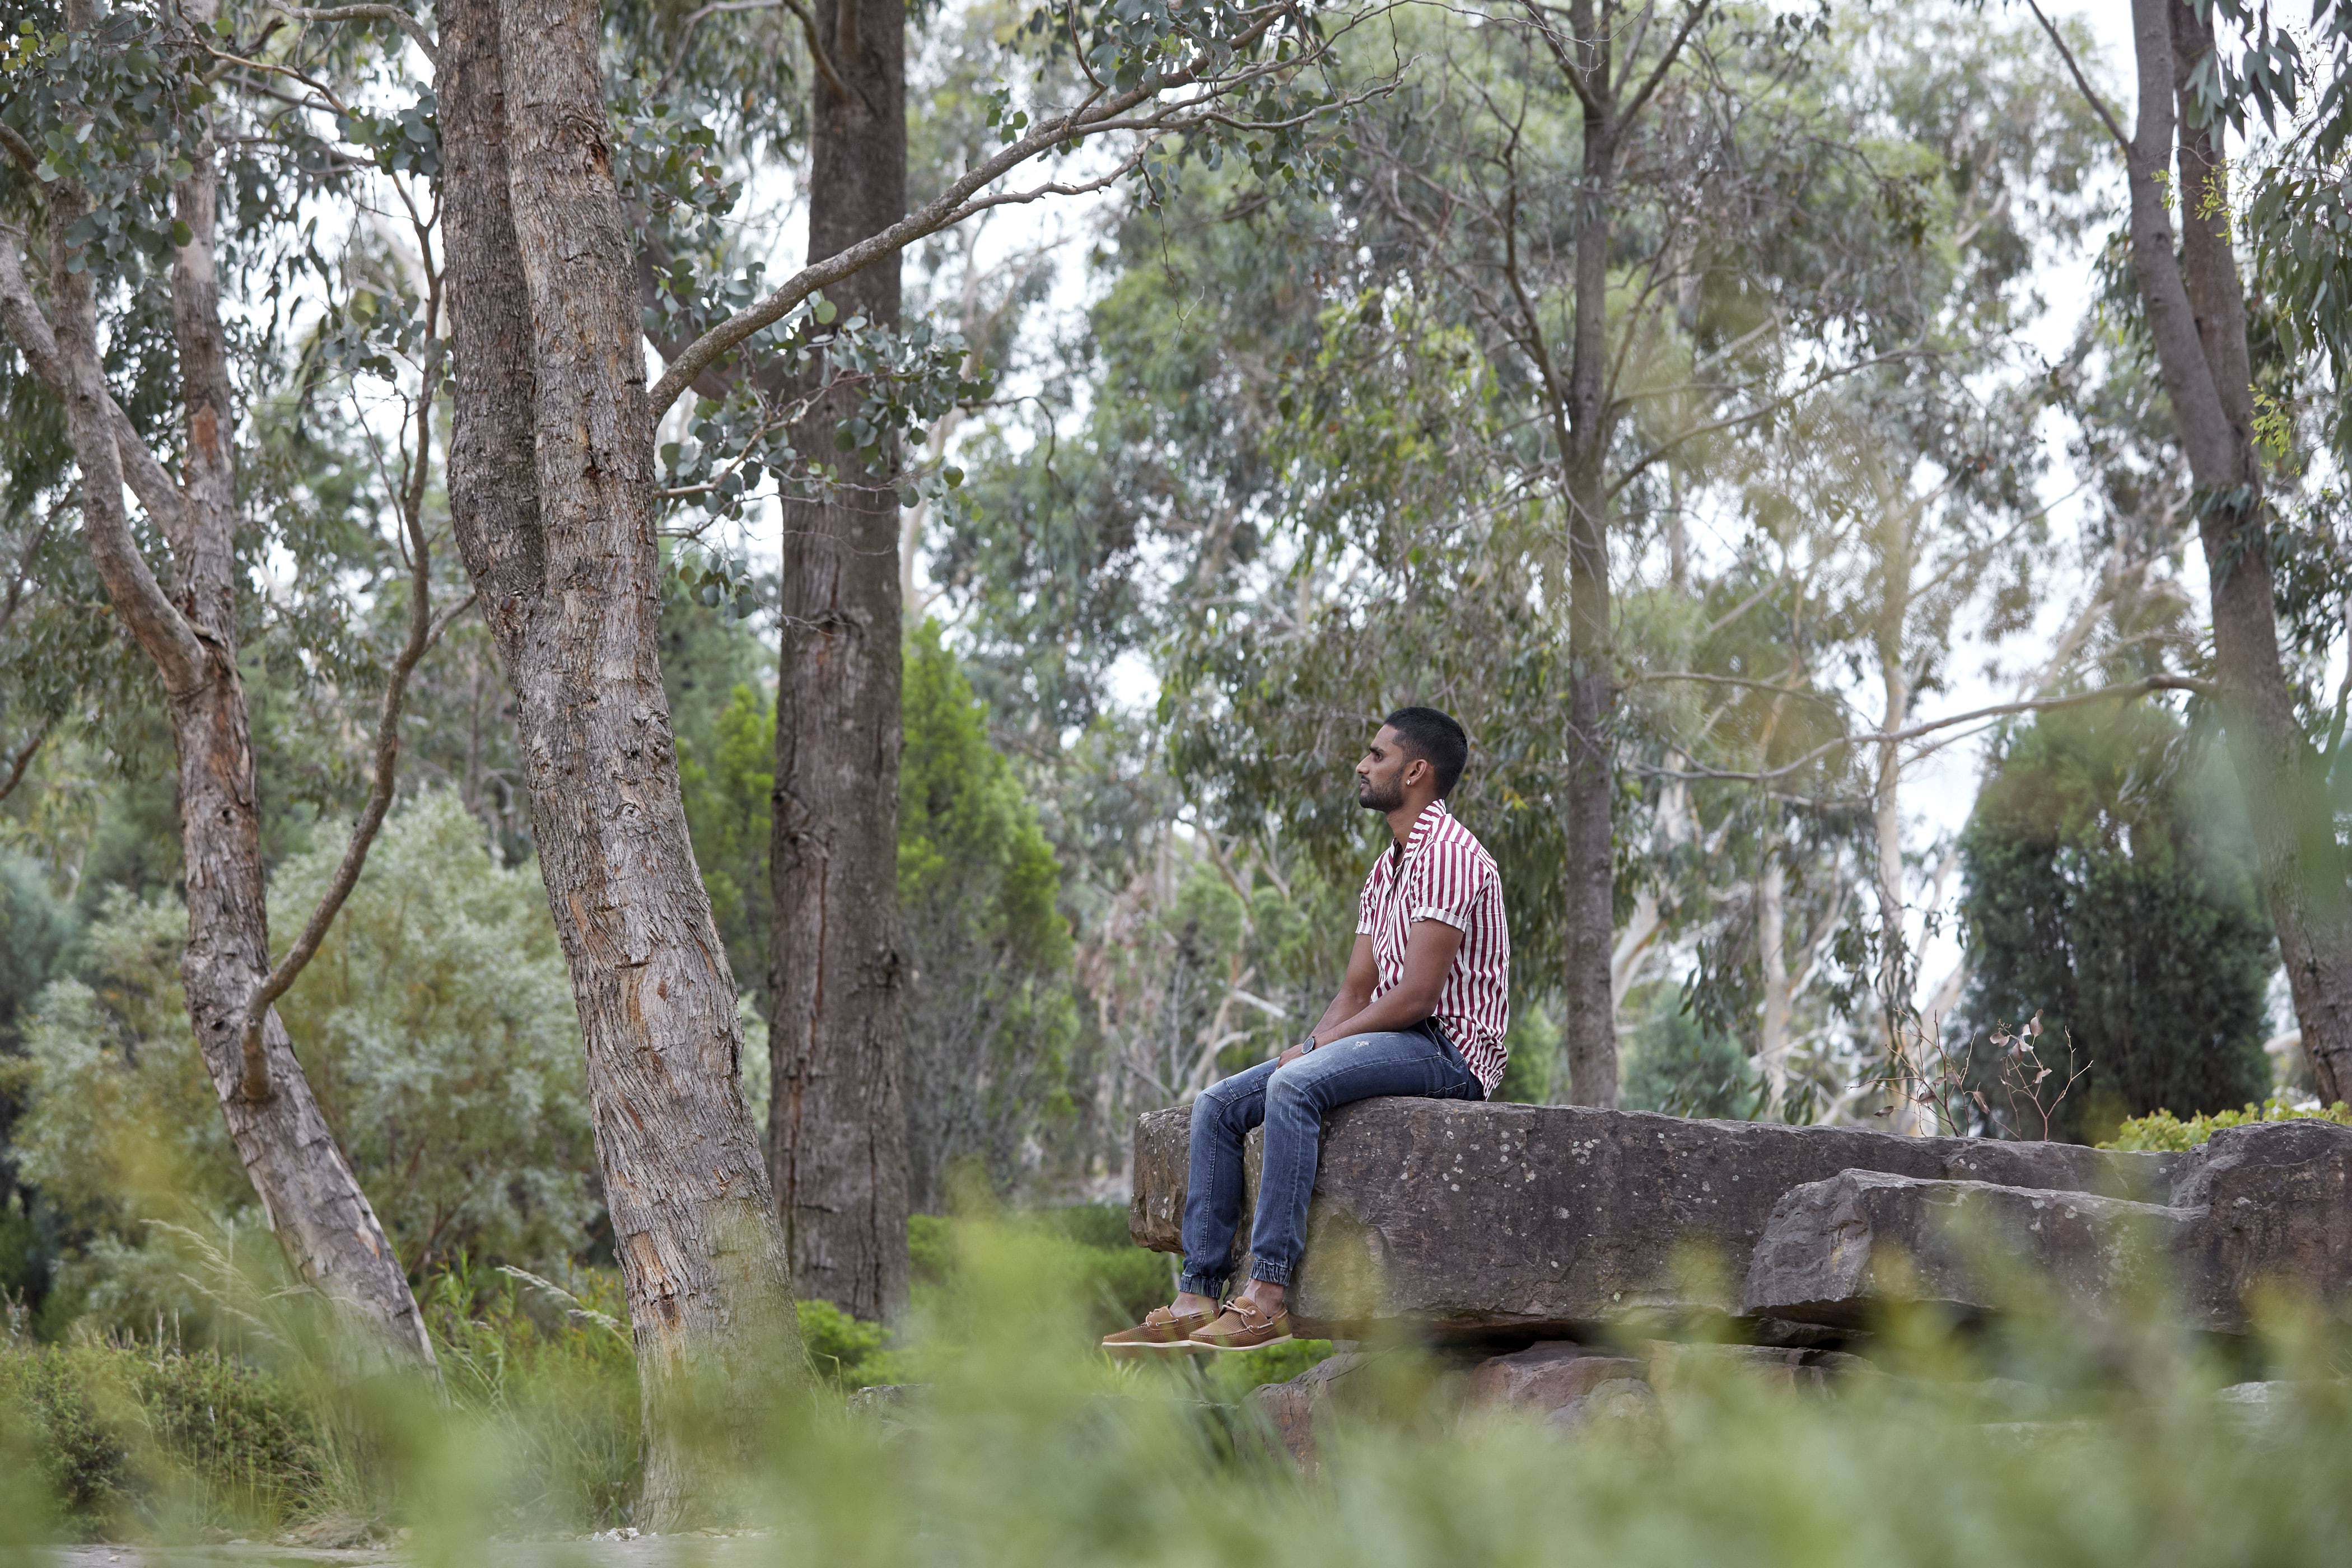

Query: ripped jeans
[[1178, 1027, 1483, 1295]]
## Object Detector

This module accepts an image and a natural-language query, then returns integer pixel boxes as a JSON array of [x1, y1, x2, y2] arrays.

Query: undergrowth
[[2101, 1096, 2352, 1151], [18, 1205, 2348, 1564]]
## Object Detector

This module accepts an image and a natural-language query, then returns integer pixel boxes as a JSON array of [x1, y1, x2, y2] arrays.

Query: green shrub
[[1038, 1201, 1133, 1252], [0, 1341, 325, 1539], [798, 1299, 908, 1389], [421, 1261, 643, 1532], [908, 1212, 956, 1291], [2099, 1095, 2352, 1152], [1961, 706, 2275, 1141], [1623, 1000, 1758, 1119], [1194, 1336, 1336, 1404], [910, 1207, 1172, 1340], [23, 1216, 2352, 1561]]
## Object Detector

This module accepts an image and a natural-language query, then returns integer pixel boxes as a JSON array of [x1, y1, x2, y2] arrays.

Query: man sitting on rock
[[1104, 706, 1511, 1354]]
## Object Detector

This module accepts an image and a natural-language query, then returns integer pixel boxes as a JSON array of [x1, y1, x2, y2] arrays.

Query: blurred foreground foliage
[[6, 1214, 2352, 1562], [0, 1202, 1193, 1540]]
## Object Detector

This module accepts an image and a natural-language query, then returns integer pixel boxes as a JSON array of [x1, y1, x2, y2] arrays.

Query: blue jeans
[[1178, 1028, 1483, 1294]]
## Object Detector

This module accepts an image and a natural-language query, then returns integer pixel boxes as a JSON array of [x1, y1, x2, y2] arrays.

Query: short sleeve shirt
[[1356, 800, 1511, 1094]]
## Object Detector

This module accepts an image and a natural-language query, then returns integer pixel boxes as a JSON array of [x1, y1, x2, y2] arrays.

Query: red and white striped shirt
[[1356, 799, 1511, 1095]]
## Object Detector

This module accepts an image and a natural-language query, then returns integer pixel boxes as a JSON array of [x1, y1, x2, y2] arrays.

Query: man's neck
[[1387, 795, 1438, 849]]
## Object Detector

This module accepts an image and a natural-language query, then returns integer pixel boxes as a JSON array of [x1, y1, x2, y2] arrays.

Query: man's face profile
[[1356, 725, 1419, 812]]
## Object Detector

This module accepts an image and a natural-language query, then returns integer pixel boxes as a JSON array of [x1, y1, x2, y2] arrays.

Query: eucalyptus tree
[[2025, 0, 2352, 1103], [0, 0, 481, 1365], [431, 0, 1395, 1508], [1244, 0, 2012, 1107], [1144, 1, 2089, 1109], [1334, 0, 1740, 1108], [762, 0, 918, 1327]]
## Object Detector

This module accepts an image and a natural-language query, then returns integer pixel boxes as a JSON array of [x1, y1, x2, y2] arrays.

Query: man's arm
[[1277, 922, 1466, 1066], [1277, 935, 1379, 1066]]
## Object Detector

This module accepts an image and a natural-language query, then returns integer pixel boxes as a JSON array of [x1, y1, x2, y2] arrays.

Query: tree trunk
[[8, 0, 433, 1369], [439, 0, 803, 1523], [1871, 654, 1932, 1132], [767, 0, 912, 1320], [2122, 0, 2352, 1103], [1757, 842, 1791, 1119], [1558, 39, 1618, 1109]]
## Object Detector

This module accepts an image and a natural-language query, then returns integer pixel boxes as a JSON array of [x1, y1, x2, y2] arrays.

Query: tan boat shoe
[[1188, 1295, 1293, 1351], [1101, 1304, 1216, 1355]]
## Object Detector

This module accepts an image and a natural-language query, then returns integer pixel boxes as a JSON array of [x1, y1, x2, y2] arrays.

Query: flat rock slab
[[1744, 1120, 2352, 1332], [1742, 1170, 2200, 1328], [2172, 1121, 2352, 1322], [1128, 1100, 2175, 1337]]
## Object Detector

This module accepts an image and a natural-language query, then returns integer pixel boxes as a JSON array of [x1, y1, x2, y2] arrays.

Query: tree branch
[[1644, 676, 2218, 784], [1634, 670, 1850, 710], [1617, 0, 1712, 131], [646, 6, 1307, 418], [0, 720, 48, 807], [1518, 1, 1600, 114], [0, 227, 190, 547], [1606, 348, 1922, 501], [235, 265, 468, 1095], [271, 3, 439, 65], [0, 123, 42, 181], [8, 210, 204, 691], [2022, 0, 2130, 156], [2113, 0, 2237, 481], [668, 0, 845, 99]]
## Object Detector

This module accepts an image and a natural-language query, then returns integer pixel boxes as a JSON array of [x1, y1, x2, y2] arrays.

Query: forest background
[[0, 0, 2348, 1457]]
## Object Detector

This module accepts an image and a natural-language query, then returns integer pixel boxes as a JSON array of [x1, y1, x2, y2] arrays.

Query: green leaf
[[813, 297, 838, 325]]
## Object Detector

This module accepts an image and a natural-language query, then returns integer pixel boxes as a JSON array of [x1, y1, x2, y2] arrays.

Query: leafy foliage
[[1621, 997, 1760, 1121], [0, 1338, 327, 1540], [677, 682, 778, 1002], [2100, 1095, 2352, 1154], [1959, 706, 2275, 1142], [6, 792, 598, 1319], [899, 623, 1078, 1209]]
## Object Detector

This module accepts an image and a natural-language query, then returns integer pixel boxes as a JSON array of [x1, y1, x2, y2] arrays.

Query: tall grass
[[7, 1207, 2352, 1562]]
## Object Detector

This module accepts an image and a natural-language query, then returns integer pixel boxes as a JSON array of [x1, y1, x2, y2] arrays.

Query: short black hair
[[1383, 707, 1469, 797]]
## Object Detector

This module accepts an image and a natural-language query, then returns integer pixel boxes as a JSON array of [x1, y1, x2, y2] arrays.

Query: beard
[[1356, 772, 1404, 812]]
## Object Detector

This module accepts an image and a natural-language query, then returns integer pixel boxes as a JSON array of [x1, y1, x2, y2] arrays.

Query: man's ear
[[1402, 754, 1427, 788]]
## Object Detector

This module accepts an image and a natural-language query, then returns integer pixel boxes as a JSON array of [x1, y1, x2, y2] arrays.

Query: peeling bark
[[438, 0, 804, 1522]]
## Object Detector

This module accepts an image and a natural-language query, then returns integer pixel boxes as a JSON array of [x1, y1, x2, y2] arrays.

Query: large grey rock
[[1742, 1170, 2200, 1327], [1543, 1376, 1662, 1439], [1127, 1100, 2175, 1337], [1636, 1338, 1873, 1393], [1245, 1352, 1370, 1471], [2172, 1120, 2352, 1320], [1464, 1341, 1645, 1411], [1243, 1348, 1471, 1470], [1742, 1120, 2352, 1332]]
